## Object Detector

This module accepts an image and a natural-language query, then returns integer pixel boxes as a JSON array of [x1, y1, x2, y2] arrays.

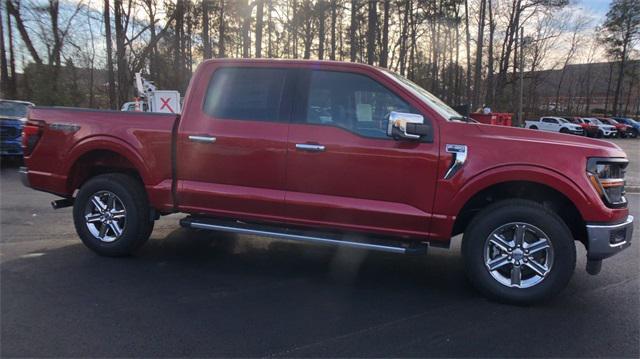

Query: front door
[[177, 65, 294, 221], [284, 69, 440, 238]]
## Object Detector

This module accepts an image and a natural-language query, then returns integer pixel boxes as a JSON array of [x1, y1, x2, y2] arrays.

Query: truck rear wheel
[[462, 199, 576, 304], [73, 173, 154, 256]]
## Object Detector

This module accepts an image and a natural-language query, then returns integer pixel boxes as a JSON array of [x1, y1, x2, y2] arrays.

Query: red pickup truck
[[20, 59, 633, 304]]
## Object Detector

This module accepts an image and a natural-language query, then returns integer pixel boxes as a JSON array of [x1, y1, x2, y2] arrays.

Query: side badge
[[444, 144, 468, 180]]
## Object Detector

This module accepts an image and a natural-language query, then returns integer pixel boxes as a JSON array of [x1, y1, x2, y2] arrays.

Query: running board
[[180, 217, 427, 255]]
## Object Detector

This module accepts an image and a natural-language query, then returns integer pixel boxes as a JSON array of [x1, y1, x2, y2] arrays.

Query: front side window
[[204, 67, 287, 122], [304, 70, 418, 139]]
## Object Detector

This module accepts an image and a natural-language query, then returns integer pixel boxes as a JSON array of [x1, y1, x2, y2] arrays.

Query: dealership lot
[[1, 139, 638, 357]]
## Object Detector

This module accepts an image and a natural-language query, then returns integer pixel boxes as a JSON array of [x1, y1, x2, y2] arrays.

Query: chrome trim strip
[[188, 135, 216, 143], [586, 215, 634, 229], [49, 123, 81, 133], [444, 144, 467, 180], [295, 143, 326, 152], [188, 221, 407, 254]]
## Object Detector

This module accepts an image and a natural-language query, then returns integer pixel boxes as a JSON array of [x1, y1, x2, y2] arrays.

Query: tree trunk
[[6, 0, 42, 65], [6, 8, 16, 97], [399, 0, 409, 75], [330, 0, 337, 60], [104, 0, 116, 109], [218, 0, 225, 57], [464, 0, 471, 103], [255, 0, 263, 58], [267, 0, 273, 57], [604, 62, 613, 115], [350, 0, 357, 62], [292, 0, 298, 58], [366, 0, 376, 65], [242, 0, 251, 58], [473, 0, 486, 108], [114, 0, 128, 106], [0, 3, 9, 98], [318, 1, 326, 60], [202, 0, 211, 59], [612, 43, 628, 116], [485, 0, 495, 106], [379, 0, 389, 68]]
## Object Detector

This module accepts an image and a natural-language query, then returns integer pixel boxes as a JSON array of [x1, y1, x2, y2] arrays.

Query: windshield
[[589, 118, 603, 125], [0, 101, 30, 118], [557, 118, 569, 123], [381, 70, 462, 120]]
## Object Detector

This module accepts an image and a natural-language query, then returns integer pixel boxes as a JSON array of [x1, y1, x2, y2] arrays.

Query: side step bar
[[180, 217, 427, 255]]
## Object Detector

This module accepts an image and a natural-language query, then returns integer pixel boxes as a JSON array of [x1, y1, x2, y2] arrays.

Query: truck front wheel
[[73, 173, 154, 256], [462, 199, 576, 304]]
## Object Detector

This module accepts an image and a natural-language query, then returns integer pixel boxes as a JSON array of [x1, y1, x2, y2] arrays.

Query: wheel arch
[[449, 166, 591, 248], [64, 136, 150, 194]]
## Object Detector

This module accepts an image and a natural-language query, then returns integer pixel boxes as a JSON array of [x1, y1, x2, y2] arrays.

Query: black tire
[[462, 199, 576, 305], [73, 173, 154, 256], [559, 128, 569, 134], [529, 125, 538, 130], [597, 130, 604, 138]]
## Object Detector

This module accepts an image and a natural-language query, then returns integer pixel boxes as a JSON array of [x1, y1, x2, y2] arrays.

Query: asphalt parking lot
[[1, 140, 639, 357]]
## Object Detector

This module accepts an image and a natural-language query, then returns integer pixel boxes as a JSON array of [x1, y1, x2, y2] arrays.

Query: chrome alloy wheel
[[483, 222, 554, 289], [84, 190, 127, 243]]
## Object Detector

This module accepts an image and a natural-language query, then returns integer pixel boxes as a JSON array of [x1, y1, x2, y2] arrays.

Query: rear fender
[[64, 136, 151, 193]]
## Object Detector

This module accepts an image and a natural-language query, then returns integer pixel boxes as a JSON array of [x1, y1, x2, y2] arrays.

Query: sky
[[577, 0, 611, 23]]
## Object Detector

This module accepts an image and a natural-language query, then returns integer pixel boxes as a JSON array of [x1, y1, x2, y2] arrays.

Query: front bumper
[[19, 166, 30, 187], [586, 215, 634, 260]]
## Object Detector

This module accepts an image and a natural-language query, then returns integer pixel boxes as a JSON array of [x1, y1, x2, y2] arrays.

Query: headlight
[[587, 158, 628, 208]]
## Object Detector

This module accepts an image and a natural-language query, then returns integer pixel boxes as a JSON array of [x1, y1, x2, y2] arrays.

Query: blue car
[[613, 117, 640, 138], [1, 100, 34, 158]]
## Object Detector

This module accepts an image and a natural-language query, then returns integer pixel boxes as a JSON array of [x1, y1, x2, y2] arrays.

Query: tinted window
[[542, 118, 557, 123], [304, 70, 418, 139], [0, 101, 30, 117], [204, 67, 287, 122]]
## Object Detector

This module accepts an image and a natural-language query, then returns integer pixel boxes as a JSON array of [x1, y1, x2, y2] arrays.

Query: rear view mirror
[[388, 111, 429, 140]]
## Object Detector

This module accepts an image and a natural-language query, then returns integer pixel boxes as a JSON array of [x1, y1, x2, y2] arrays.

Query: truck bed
[[24, 107, 178, 210]]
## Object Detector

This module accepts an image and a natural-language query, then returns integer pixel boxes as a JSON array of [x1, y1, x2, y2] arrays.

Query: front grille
[[0, 126, 20, 140]]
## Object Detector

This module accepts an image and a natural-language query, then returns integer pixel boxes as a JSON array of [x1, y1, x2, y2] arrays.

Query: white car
[[582, 118, 618, 138], [524, 116, 584, 135]]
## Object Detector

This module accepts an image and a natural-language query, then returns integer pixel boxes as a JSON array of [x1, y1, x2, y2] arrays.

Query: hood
[[0, 116, 25, 125], [472, 123, 625, 157]]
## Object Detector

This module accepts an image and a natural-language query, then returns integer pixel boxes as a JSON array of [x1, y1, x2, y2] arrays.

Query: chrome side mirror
[[387, 111, 428, 140]]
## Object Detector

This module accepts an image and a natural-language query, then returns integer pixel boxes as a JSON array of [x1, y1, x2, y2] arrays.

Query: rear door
[[284, 68, 439, 237], [176, 65, 294, 220]]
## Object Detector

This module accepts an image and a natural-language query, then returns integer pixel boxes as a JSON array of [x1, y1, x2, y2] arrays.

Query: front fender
[[449, 164, 594, 218], [428, 164, 603, 241]]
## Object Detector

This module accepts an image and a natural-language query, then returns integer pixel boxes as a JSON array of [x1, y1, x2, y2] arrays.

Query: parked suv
[[0, 99, 34, 157], [524, 116, 584, 135], [613, 117, 640, 138], [20, 59, 634, 304], [583, 118, 618, 138]]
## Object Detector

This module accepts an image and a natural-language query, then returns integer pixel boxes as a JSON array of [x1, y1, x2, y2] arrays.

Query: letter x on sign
[[160, 97, 174, 113]]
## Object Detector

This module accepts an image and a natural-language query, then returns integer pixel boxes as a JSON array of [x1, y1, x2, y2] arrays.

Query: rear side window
[[204, 67, 287, 122], [304, 70, 418, 139]]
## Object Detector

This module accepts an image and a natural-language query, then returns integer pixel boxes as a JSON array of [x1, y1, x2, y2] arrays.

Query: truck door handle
[[188, 135, 216, 144], [295, 143, 325, 152]]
